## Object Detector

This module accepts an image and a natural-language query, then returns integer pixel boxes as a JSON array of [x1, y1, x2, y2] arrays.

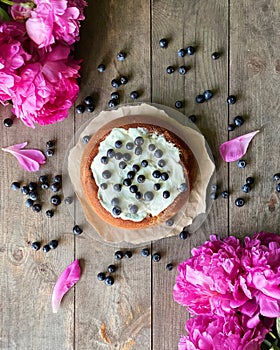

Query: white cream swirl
[[90, 127, 187, 222]]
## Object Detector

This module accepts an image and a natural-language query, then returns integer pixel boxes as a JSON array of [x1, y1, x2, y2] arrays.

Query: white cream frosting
[[90, 127, 187, 222]]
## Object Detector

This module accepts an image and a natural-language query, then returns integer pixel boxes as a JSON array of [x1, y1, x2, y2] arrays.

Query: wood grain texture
[[74, 1, 152, 349], [229, 0, 280, 237], [0, 105, 76, 350], [151, 0, 229, 349]]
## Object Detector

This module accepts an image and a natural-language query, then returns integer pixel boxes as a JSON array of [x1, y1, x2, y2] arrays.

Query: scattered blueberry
[[166, 66, 175, 74], [221, 191, 229, 199], [137, 175, 145, 183], [234, 116, 244, 127], [273, 173, 280, 182], [75, 104, 85, 114], [178, 48, 187, 57], [41, 182, 49, 190], [144, 191, 154, 201], [119, 161, 127, 170], [161, 172, 169, 181], [152, 253, 161, 262], [165, 263, 173, 271], [195, 94, 205, 103], [120, 76, 128, 85], [50, 195, 61, 206], [124, 251, 132, 258], [86, 105, 95, 113], [4, 118, 13, 127], [175, 100, 183, 109], [49, 240, 58, 249], [46, 140, 55, 149], [39, 175, 48, 183], [166, 218, 174, 226], [178, 66, 187, 75], [228, 124, 235, 131], [159, 38, 168, 48], [28, 182, 37, 191], [84, 96, 94, 105], [29, 191, 38, 201], [25, 198, 34, 208], [129, 185, 138, 193], [42, 245, 51, 253], [54, 175, 62, 183], [130, 91, 139, 100], [107, 149, 115, 158], [21, 185, 30, 195], [152, 170, 161, 178], [179, 230, 188, 239], [31, 241, 41, 251], [237, 160, 246, 168], [82, 135, 90, 145], [188, 115, 196, 123], [141, 248, 150, 257], [117, 52, 126, 61], [235, 198, 245, 207], [114, 251, 123, 260], [132, 164, 140, 172], [51, 183, 61, 192], [102, 170, 111, 179], [276, 184, 280, 193], [135, 191, 143, 200], [97, 272, 106, 281], [97, 64, 106, 72], [210, 192, 218, 200], [108, 99, 119, 108], [211, 52, 220, 60], [46, 209, 54, 218], [242, 184, 251, 193], [211, 184, 218, 191], [32, 203, 42, 213], [204, 90, 213, 100], [111, 91, 120, 100], [107, 264, 117, 273], [113, 184, 122, 192], [111, 79, 120, 89], [141, 160, 148, 167], [46, 149, 54, 157], [186, 46, 195, 55], [227, 95, 237, 105], [104, 275, 114, 286], [73, 225, 83, 235], [123, 178, 132, 186], [246, 177, 254, 185], [11, 181, 20, 190]]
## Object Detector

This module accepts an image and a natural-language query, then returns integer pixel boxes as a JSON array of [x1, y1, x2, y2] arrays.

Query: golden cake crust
[[80, 115, 198, 229]]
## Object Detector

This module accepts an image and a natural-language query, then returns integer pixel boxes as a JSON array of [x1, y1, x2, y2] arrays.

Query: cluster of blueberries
[[97, 248, 173, 287], [11, 172, 63, 216]]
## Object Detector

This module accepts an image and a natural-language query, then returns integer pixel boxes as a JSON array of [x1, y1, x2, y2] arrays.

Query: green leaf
[[0, 7, 10, 22], [277, 317, 280, 339]]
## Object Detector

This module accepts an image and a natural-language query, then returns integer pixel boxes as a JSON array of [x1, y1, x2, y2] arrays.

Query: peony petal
[[219, 130, 260, 162], [2, 142, 46, 172], [52, 259, 81, 313]]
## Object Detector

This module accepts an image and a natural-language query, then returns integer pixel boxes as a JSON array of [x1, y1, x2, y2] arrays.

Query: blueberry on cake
[[80, 117, 197, 229]]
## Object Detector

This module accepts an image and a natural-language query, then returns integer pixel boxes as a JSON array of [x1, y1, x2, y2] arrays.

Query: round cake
[[80, 115, 197, 229]]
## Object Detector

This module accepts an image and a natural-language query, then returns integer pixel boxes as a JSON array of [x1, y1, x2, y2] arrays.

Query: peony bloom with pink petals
[[173, 233, 280, 325], [0, 21, 31, 103], [11, 44, 80, 127], [178, 313, 273, 350], [25, 0, 87, 49]]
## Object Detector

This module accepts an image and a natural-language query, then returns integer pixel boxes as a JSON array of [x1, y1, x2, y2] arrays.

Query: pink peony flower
[[11, 44, 80, 127], [25, 0, 86, 49], [0, 21, 31, 102], [178, 313, 273, 350], [173, 235, 243, 316], [11, 2, 34, 21], [173, 233, 280, 325]]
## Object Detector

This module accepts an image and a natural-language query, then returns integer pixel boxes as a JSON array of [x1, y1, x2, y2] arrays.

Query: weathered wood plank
[[151, 0, 229, 348], [229, 0, 280, 237], [0, 104, 75, 349], [74, 1, 152, 349]]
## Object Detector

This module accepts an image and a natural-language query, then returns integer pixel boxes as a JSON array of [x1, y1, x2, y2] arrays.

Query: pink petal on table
[[219, 130, 260, 162], [2, 142, 46, 172], [52, 259, 81, 313]]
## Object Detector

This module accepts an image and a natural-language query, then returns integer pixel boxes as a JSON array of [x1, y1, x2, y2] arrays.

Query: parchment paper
[[66, 103, 215, 245]]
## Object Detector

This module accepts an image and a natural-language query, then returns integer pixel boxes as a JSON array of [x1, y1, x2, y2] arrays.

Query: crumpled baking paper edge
[[67, 103, 215, 245]]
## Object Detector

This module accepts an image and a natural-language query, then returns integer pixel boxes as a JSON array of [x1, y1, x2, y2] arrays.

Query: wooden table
[[1, 1, 280, 349]]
